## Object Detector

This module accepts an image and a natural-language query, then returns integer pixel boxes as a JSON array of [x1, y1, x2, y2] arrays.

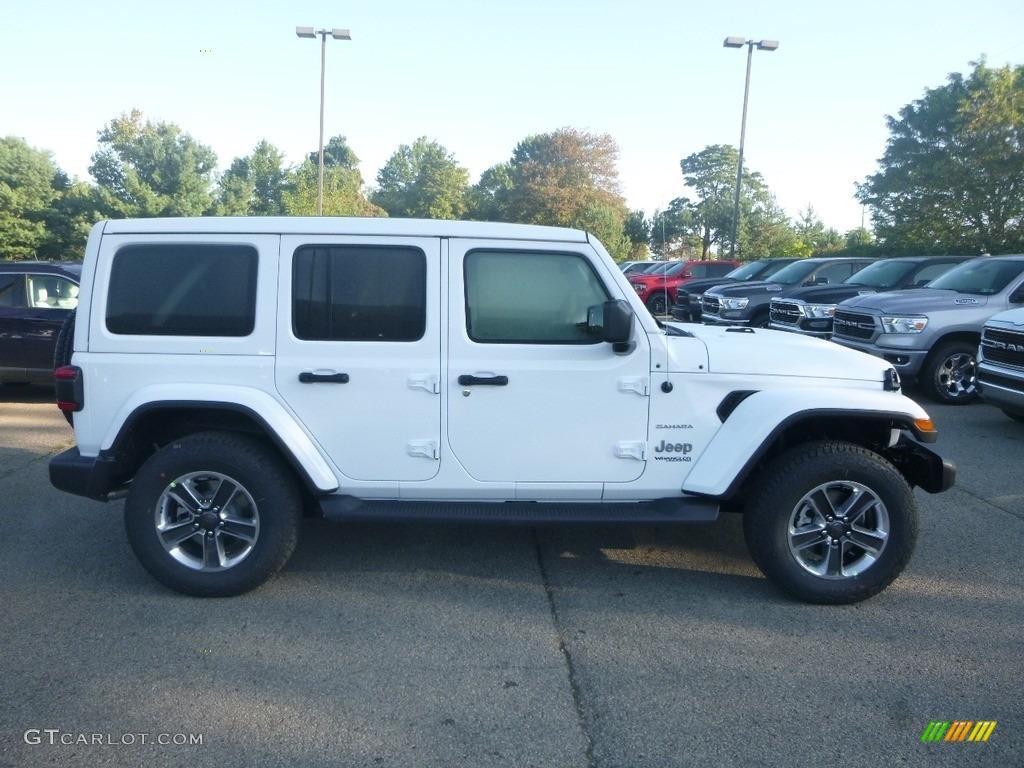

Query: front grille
[[701, 296, 721, 314], [981, 327, 1024, 369], [832, 310, 877, 341], [769, 300, 802, 327]]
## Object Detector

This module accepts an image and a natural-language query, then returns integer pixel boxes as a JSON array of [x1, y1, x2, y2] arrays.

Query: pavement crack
[[532, 529, 597, 768]]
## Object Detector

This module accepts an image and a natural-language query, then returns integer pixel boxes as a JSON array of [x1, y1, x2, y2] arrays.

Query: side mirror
[[598, 299, 635, 354]]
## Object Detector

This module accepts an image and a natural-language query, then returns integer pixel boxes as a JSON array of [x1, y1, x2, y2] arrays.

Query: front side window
[[465, 250, 610, 344], [107, 244, 258, 336], [293, 245, 426, 342]]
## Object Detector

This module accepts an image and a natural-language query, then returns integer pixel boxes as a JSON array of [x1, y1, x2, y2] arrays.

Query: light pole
[[723, 36, 778, 258], [296, 26, 352, 216]]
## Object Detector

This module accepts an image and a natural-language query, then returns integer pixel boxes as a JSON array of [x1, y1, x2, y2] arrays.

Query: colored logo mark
[[921, 721, 997, 742]]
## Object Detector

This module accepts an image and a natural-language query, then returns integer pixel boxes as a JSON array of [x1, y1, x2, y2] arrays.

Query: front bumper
[[977, 362, 1024, 413], [831, 337, 930, 381]]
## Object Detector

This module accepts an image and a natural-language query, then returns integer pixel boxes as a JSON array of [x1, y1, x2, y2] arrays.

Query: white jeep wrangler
[[50, 217, 955, 603]]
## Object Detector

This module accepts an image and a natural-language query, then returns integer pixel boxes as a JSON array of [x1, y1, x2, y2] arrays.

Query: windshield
[[763, 260, 817, 286], [927, 259, 1024, 295], [843, 260, 915, 289], [726, 261, 767, 281], [641, 262, 674, 275]]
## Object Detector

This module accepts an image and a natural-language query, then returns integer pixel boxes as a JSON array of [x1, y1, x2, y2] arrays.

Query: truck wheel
[[750, 311, 770, 329], [646, 292, 670, 315], [922, 341, 978, 404], [124, 432, 302, 597], [743, 441, 918, 604]]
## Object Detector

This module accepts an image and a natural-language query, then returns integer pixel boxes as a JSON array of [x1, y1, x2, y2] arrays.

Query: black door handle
[[458, 374, 508, 386], [299, 372, 350, 383]]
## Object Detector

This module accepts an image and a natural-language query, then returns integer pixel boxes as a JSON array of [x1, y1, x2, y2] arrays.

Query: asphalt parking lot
[[0, 383, 1021, 768]]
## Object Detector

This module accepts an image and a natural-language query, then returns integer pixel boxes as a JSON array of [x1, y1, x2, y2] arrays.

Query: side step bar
[[319, 496, 719, 524]]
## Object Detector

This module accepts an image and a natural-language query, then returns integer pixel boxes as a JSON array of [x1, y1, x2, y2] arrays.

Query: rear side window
[[292, 245, 426, 342], [0, 275, 23, 308], [107, 244, 258, 336]]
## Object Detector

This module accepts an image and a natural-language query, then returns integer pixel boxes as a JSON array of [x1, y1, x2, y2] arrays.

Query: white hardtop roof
[[99, 217, 590, 243]]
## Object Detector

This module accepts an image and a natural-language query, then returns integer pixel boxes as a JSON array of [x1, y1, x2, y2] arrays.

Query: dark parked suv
[[701, 257, 876, 328], [768, 256, 972, 339], [0, 261, 81, 385]]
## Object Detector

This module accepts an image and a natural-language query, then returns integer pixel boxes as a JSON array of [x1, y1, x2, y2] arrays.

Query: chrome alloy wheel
[[787, 481, 890, 579], [934, 350, 977, 401], [154, 471, 260, 571]]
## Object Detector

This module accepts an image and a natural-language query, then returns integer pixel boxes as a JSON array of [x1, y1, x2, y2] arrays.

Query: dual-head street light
[[723, 36, 779, 258], [296, 26, 352, 216]]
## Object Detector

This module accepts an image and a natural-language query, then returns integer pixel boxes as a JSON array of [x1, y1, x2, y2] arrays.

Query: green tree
[[372, 137, 469, 219], [467, 127, 631, 258], [89, 109, 218, 217], [38, 175, 113, 260], [217, 140, 288, 216], [622, 210, 651, 261], [283, 136, 384, 217], [857, 60, 1024, 254], [0, 136, 60, 259]]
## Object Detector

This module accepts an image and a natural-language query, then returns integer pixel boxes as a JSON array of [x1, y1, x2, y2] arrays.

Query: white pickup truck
[[49, 217, 954, 603]]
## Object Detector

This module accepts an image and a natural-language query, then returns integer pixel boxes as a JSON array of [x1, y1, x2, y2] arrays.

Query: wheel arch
[[100, 398, 338, 498], [683, 390, 947, 500]]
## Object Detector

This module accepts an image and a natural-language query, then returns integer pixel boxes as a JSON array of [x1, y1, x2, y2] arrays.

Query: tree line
[[2, 60, 1021, 263]]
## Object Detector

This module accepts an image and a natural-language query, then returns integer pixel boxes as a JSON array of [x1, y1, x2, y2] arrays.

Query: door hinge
[[614, 441, 647, 461], [408, 374, 440, 394], [618, 377, 650, 397], [407, 440, 440, 460]]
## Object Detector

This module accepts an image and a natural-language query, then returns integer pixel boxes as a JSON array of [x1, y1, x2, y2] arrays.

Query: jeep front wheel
[[743, 441, 918, 604], [124, 432, 302, 597]]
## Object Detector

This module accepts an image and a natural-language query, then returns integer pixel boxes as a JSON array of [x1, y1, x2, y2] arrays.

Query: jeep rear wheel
[[124, 432, 302, 597], [743, 441, 918, 604], [923, 341, 978, 404]]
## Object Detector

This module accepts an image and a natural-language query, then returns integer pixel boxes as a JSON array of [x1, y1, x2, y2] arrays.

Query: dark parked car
[[671, 258, 800, 322], [768, 255, 973, 338], [701, 257, 876, 328], [0, 261, 81, 385]]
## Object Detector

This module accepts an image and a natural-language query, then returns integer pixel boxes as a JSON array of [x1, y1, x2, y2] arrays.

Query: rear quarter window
[[106, 244, 258, 336]]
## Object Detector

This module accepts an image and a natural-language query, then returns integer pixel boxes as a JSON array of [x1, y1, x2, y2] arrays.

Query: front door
[[445, 241, 651, 484], [275, 236, 441, 483]]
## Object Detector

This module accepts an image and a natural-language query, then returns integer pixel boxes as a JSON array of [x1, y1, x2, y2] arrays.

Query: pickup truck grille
[[701, 295, 721, 316], [981, 327, 1024, 369], [769, 300, 802, 328], [832, 310, 876, 340]]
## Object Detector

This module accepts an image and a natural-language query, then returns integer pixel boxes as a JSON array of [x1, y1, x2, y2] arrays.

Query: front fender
[[682, 387, 933, 497], [102, 384, 339, 493]]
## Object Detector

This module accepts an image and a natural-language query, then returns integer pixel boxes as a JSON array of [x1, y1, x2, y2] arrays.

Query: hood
[[663, 323, 892, 382], [776, 282, 876, 304], [706, 280, 788, 298], [840, 288, 991, 313], [679, 277, 740, 295]]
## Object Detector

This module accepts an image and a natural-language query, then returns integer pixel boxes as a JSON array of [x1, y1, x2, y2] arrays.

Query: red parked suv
[[629, 260, 739, 315]]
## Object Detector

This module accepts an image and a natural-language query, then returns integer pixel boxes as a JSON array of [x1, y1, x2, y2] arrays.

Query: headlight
[[802, 303, 837, 319], [718, 297, 749, 310], [881, 315, 928, 334]]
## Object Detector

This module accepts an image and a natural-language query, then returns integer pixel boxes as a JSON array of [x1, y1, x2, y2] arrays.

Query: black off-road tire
[[743, 440, 918, 604], [922, 341, 978, 405], [124, 432, 302, 597]]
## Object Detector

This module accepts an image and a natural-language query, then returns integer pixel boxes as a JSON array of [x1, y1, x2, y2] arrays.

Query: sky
[[2, 0, 1022, 235]]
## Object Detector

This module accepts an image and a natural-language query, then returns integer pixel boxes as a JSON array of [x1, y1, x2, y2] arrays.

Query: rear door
[[275, 235, 442, 483], [0, 273, 28, 376]]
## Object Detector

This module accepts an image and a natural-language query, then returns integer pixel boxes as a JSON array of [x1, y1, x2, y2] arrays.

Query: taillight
[[54, 365, 83, 412]]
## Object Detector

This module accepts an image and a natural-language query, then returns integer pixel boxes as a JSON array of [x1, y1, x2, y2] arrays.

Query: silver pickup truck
[[831, 255, 1024, 404], [978, 307, 1024, 421]]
